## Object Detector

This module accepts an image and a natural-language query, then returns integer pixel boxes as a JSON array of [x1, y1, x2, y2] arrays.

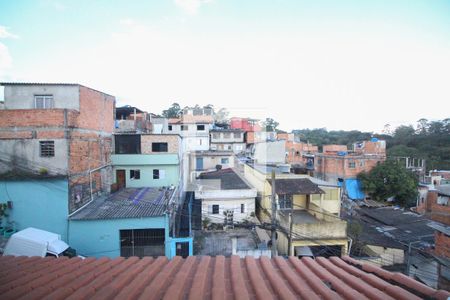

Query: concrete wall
[[0, 179, 69, 241], [0, 139, 68, 175], [210, 142, 245, 154], [254, 140, 286, 164], [210, 131, 244, 143], [182, 136, 210, 152], [3, 85, 80, 110], [189, 153, 234, 172], [201, 198, 256, 223], [364, 245, 404, 265]]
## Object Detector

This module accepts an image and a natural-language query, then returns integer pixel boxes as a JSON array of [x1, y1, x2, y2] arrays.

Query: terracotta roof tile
[[0, 255, 448, 300]]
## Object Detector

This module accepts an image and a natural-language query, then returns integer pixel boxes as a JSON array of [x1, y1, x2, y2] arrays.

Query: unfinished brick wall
[[315, 154, 385, 182], [141, 134, 180, 154], [0, 109, 78, 128], [285, 141, 319, 164], [78, 86, 115, 133], [435, 231, 450, 258], [68, 135, 113, 212]]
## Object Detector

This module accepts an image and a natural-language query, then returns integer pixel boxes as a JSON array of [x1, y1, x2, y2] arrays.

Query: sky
[[0, 0, 449, 133]]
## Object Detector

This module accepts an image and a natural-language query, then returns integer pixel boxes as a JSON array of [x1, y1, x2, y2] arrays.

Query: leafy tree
[[214, 107, 229, 124], [162, 103, 181, 118], [263, 118, 279, 131], [358, 160, 418, 207]]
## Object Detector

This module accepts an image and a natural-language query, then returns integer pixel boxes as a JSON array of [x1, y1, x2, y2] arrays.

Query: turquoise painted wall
[[113, 165, 180, 188], [112, 154, 180, 188], [69, 216, 193, 259], [69, 216, 168, 258], [0, 179, 69, 241]]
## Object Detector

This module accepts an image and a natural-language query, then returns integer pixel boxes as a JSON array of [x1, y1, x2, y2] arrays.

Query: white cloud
[[0, 26, 17, 79], [0, 26, 19, 39], [174, 0, 212, 15]]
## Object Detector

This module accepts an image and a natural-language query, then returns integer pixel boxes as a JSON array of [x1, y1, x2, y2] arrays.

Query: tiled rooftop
[[70, 187, 174, 220], [1, 255, 448, 300]]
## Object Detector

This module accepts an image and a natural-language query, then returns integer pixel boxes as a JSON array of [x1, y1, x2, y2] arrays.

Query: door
[[196, 157, 204, 170], [176, 242, 190, 258], [116, 170, 126, 189]]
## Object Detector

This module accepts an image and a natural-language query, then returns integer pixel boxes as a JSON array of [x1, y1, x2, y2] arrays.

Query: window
[[181, 125, 188, 131], [279, 194, 293, 209], [227, 145, 232, 150], [221, 158, 229, 164], [39, 141, 55, 157], [115, 135, 141, 154], [152, 143, 168, 152], [212, 205, 219, 214], [348, 160, 356, 168], [234, 132, 241, 139], [212, 133, 220, 139], [223, 132, 231, 138], [241, 203, 246, 213], [130, 170, 140, 180], [168, 125, 172, 131], [197, 125, 205, 131], [34, 95, 54, 109], [153, 169, 165, 179]]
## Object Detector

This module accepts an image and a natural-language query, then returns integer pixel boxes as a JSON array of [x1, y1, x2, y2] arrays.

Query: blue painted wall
[[69, 215, 193, 259], [69, 216, 168, 258], [0, 179, 69, 241]]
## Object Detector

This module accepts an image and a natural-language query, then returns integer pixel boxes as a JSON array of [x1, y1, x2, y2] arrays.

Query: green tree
[[162, 103, 181, 118], [358, 160, 418, 207], [263, 118, 279, 131]]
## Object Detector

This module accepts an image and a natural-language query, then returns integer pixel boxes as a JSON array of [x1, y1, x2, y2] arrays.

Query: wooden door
[[116, 170, 126, 189]]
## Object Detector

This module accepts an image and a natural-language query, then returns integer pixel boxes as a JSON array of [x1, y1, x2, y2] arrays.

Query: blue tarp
[[345, 178, 365, 200]]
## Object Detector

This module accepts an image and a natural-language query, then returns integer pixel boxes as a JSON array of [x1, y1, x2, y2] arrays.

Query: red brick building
[[0, 82, 115, 213], [314, 139, 386, 184]]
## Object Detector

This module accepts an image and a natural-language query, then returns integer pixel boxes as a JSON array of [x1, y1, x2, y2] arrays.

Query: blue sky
[[1, 0, 450, 132]]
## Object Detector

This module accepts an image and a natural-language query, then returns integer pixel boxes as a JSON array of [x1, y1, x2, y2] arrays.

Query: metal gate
[[120, 229, 165, 258]]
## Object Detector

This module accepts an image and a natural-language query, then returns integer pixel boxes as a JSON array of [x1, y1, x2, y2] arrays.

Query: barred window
[[40, 141, 55, 157]]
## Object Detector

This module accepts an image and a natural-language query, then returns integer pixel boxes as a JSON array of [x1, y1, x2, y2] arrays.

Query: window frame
[[212, 205, 220, 214], [39, 140, 55, 157], [153, 169, 160, 179], [34, 95, 54, 109], [152, 142, 168, 152], [130, 169, 141, 180]]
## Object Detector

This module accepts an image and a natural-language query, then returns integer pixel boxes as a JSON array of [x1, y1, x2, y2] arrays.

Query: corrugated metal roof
[[0, 255, 448, 299], [198, 168, 251, 190], [70, 188, 173, 220], [268, 178, 325, 195]]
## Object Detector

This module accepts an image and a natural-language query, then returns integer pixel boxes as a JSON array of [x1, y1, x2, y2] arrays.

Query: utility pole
[[288, 212, 293, 256], [271, 169, 278, 257]]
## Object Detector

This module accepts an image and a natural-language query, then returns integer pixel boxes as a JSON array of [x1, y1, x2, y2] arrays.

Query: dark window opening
[[120, 229, 165, 258], [279, 194, 293, 209], [241, 203, 245, 213], [197, 125, 205, 131], [168, 125, 172, 131], [130, 169, 140, 180], [152, 142, 168, 152], [181, 125, 188, 131], [40, 141, 55, 157], [115, 135, 141, 154], [153, 169, 160, 179], [212, 205, 219, 214]]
